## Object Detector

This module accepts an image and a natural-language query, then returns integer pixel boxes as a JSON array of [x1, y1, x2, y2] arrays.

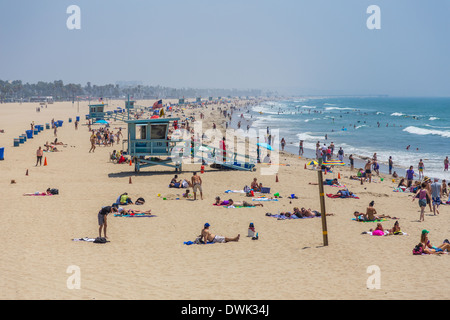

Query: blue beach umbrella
[[257, 143, 273, 151]]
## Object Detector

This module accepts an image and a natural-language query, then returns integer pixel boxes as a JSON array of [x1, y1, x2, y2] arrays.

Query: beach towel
[[184, 236, 214, 245], [326, 193, 359, 199], [224, 190, 246, 193], [72, 237, 96, 242], [252, 198, 278, 201], [114, 213, 156, 218], [362, 231, 408, 236]]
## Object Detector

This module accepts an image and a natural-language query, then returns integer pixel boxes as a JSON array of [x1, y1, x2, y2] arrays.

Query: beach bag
[[243, 185, 250, 193], [412, 244, 423, 255], [136, 197, 145, 205], [49, 188, 59, 195], [94, 237, 107, 244]]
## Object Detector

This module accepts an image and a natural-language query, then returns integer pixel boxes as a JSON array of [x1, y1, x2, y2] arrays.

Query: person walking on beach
[[98, 206, 118, 238], [349, 154, 354, 171], [191, 172, 203, 200], [280, 138, 286, 151], [337, 147, 344, 162], [445, 156, 449, 171], [412, 182, 430, 222], [201, 223, 240, 244], [299, 140, 304, 156], [388, 156, 393, 175], [431, 178, 441, 215], [418, 159, 425, 180], [364, 160, 372, 183], [406, 166, 415, 187], [36, 146, 43, 166], [89, 132, 96, 153]]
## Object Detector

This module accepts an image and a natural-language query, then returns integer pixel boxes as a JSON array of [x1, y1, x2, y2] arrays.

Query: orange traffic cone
[[44, 157, 47, 166], [276, 174, 279, 182], [129, 159, 132, 166], [304, 164, 307, 169], [338, 172, 341, 179]]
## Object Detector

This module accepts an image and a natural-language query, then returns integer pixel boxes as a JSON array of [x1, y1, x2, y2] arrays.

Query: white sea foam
[[390, 112, 405, 116], [403, 126, 450, 138], [301, 105, 316, 109], [429, 117, 439, 121], [325, 107, 355, 111]]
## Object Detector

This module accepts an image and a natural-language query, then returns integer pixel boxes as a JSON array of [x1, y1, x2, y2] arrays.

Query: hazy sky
[[1, 0, 449, 96]]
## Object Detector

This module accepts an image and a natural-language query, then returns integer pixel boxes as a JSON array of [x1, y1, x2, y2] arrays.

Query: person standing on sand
[[98, 206, 118, 238], [191, 172, 203, 200], [364, 160, 372, 183], [406, 166, 415, 187], [418, 159, 425, 180], [281, 138, 286, 151], [201, 223, 240, 244], [89, 132, 96, 153], [36, 146, 43, 166], [388, 156, 393, 175], [349, 154, 354, 171], [299, 140, 304, 156], [412, 182, 430, 222], [431, 178, 441, 215], [444, 156, 449, 171]]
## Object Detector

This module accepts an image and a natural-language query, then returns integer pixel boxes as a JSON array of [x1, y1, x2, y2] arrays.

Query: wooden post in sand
[[317, 158, 329, 246]]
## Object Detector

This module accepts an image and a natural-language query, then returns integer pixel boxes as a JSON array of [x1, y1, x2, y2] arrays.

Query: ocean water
[[244, 97, 450, 180]]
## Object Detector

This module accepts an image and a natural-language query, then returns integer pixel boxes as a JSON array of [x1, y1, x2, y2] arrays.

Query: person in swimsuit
[[444, 156, 449, 172], [191, 172, 203, 200], [420, 230, 450, 254], [228, 199, 263, 207], [364, 160, 372, 183], [412, 182, 429, 222], [201, 223, 240, 244], [418, 159, 425, 180], [354, 201, 394, 221]]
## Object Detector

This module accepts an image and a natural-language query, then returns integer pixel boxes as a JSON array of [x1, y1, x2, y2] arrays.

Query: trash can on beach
[[0, 147, 4, 160], [14, 138, 20, 147], [19, 136, 25, 144], [26, 130, 33, 139]]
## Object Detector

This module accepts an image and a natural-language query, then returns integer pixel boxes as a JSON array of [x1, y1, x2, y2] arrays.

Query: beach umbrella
[[307, 160, 318, 166], [323, 159, 345, 166], [256, 142, 273, 151]]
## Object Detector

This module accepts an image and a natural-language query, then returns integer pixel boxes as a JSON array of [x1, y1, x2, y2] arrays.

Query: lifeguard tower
[[89, 103, 107, 121], [125, 117, 184, 172]]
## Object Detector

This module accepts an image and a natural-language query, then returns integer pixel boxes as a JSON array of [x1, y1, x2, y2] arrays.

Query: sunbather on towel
[[117, 207, 152, 215], [309, 178, 339, 186], [23, 189, 53, 196], [214, 197, 263, 207], [298, 207, 335, 218]]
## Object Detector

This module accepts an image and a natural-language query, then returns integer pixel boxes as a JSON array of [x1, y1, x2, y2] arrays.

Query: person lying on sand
[[214, 197, 263, 207], [117, 207, 152, 215], [23, 189, 53, 196], [201, 223, 240, 244], [309, 178, 339, 186]]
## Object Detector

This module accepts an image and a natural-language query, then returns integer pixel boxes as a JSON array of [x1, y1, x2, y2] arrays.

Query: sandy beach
[[0, 98, 449, 301]]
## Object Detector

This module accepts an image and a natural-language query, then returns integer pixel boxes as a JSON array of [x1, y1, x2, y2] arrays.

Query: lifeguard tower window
[[150, 124, 167, 140], [137, 124, 147, 140]]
